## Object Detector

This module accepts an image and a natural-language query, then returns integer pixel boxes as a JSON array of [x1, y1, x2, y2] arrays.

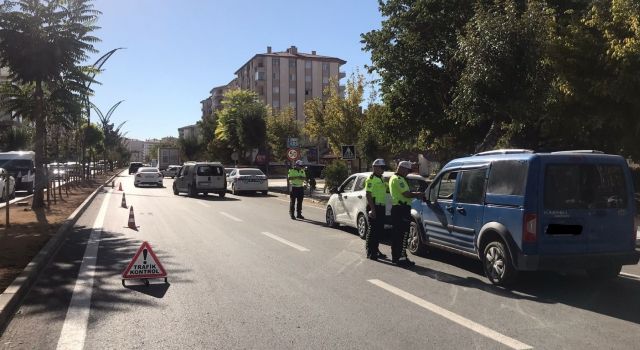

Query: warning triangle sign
[[122, 241, 167, 279]]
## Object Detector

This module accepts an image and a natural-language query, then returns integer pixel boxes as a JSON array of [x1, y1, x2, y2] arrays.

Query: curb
[[0, 171, 121, 335]]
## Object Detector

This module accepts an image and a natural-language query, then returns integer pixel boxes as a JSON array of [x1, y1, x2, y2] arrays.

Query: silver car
[[226, 168, 268, 195], [134, 167, 163, 187], [325, 171, 430, 239]]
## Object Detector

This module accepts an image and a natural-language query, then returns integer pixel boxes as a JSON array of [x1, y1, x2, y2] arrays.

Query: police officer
[[288, 160, 306, 219], [389, 161, 422, 267], [365, 159, 388, 260]]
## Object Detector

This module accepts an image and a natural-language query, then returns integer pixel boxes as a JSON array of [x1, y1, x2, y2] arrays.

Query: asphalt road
[[1, 170, 640, 349]]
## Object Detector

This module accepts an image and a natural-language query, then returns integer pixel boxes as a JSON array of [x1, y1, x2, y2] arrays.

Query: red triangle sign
[[122, 241, 167, 279]]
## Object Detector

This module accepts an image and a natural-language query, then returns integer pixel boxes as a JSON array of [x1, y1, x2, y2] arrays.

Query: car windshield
[[138, 167, 157, 173], [0, 159, 32, 171], [238, 169, 264, 176]]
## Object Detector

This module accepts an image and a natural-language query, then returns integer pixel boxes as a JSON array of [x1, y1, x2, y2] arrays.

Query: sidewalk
[[268, 178, 331, 203]]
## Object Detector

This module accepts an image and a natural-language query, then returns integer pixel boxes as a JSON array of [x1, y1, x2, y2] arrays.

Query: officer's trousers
[[391, 204, 411, 261], [366, 205, 385, 257], [289, 186, 304, 215]]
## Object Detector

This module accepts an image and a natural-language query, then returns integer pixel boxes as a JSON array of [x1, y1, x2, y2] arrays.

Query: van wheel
[[357, 213, 368, 240], [172, 184, 178, 195], [587, 264, 621, 281], [188, 184, 196, 197], [218, 191, 226, 198], [326, 206, 337, 228], [482, 240, 517, 286], [408, 221, 428, 256], [261, 190, 268, 196]]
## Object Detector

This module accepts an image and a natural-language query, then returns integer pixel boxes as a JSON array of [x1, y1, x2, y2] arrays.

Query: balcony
[[339, 72, 346, 79]]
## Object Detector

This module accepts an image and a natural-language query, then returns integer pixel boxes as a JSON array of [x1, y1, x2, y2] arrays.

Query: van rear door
[[196, 165, 225, 190], [541, 160, 633, 254]]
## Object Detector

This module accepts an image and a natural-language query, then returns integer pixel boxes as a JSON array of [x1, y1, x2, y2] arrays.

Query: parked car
[[128, 162, 143, 174], [325, 171, 430, 239], [161, 165, 181, 178], [134, 167, 163, 187], [224, 167, 234, 177], [227, 168, 268, 195], [408, 149, 640, 285], [0, 168, 16, 201], [173, 162, 226, 197]]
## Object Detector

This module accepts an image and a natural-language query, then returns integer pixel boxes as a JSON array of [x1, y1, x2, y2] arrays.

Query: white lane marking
[[620, 272, 640, 279], [56, 191, 112, 350], [196, 201, 210, 208], [368, 279, 533, 350], [261, 232, 310, 252], [219, 211, 242, 222], [274, 197, 324, 210]]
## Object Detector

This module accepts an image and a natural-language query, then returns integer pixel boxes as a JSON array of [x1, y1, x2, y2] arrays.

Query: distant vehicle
[[0, 168, 16, 200], [325, 171, 430, 239], [157, 147, 181, 171], [151, 159, 158, 168], [161, 165, 181, 178], [173, 162, 226, 197], [226, 168, 268, 195], [224, 168, 234, 177], [134, 167, 163, 187], [409, 149, 639, 285], [128, 162, 143, 174], [0, 151, 35, 194], [48, 163, 67, 180]]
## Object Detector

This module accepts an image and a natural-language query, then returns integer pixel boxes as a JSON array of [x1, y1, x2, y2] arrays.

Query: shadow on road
[[124, 282, 170, 298], [193, 195, 240, 202]]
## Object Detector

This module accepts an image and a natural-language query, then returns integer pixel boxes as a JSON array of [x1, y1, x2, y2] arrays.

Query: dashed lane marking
[[261, 232, 310, 252], [56, 191, 112, 350], [368, 279, 533, 350], [195, 201, 210, 208], [219, 211, 242, 222]]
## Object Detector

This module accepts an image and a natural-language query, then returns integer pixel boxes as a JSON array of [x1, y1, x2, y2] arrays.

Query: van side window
[[183, 166, 190, 176], [437, 171, 458, 200], [457, 169, 487, 204], [487, 160, 528, 196]]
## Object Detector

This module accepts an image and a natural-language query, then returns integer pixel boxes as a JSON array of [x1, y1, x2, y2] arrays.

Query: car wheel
[[134, 183, 139, 188], [482, 240, 517, 286], [325, 206, 337, 228], [202, 192, 208, 196], [357, 213, 368, 240], [172, 183, 178, 195], [171, 176, 175, 179], [408, 221, 428, 256], [587, 264, 622, 281], [261, 190, 268, 196], [218, 191, 226, 198]]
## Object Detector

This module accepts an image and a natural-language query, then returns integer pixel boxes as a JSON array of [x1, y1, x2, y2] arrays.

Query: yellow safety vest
[[365, 174, 387, 205], [389, 174, 411, 205], [288, 168, 306, 187]]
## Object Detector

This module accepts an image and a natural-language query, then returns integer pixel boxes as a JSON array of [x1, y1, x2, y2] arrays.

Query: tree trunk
[[475, 121, 502, 154], [32, 80, 46, 209]]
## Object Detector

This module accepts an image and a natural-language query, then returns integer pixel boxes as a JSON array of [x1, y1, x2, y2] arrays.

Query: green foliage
[[215, 89, 267, 163], [322, 161, 350, 190], [266, 107, 300, 162], [0, 126, 32, 151], [179, 136, 201, 161]]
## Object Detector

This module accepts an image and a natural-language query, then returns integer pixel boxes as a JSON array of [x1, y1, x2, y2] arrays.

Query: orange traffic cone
[[118, 182, 123, 191], [128, 206, 137, 230], [121, 193, 127, 208]]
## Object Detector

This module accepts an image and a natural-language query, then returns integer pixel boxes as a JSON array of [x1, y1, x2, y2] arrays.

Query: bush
[[322, 161, 349, 190]]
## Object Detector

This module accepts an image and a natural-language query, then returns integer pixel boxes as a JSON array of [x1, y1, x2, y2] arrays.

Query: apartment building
[[200, 97, 213, 120], [232, 46, 346, 122], [209, 84, 229, 112], [178, 124, 200, 140], [125, 138, 144, 162]]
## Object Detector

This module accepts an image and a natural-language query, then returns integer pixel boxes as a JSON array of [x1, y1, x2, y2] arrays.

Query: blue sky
[[89, 0, 383, 140]]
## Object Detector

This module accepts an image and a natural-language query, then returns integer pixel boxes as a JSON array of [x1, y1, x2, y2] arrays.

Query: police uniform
[[288, 165, 306, 219], [389, 173, 413, 264], [365, 173, 387, 259]]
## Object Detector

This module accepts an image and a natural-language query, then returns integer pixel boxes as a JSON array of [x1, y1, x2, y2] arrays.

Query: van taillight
[[523, 214, 537, 243]]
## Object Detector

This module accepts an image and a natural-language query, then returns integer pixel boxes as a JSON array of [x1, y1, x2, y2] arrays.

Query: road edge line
[[0, 170, 122, 336]]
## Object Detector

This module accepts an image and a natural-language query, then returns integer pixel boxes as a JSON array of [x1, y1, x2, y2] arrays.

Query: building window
[[322, 62, 329, 72], [305, 61, 312, 69], [255, 71, 266, 81], [272, 100, 280, 108], [305, 75, 311, 82], [305, 89, 311, 96], [323, 77, 329, 84], [289, 87, 296, 95], [273, 72, 279, 80], [273, 86, 279, 94], [289, 74, 296, 81], [289, 101, 296, 109], [289, 59, 296, 68]]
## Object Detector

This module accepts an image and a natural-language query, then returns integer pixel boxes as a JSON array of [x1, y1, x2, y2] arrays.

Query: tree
[[0, 0, 100, 208], [82, 123, 103, 164], [266, 107, 300, 162], [179, 135, 201, 161], [303, 73, 366, 156], [92, 100, 125, 167], [215, 89, 267, 163]]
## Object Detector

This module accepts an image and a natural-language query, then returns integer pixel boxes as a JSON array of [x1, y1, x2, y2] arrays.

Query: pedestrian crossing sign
[[341, 145, 355, 160], [122, 241, 167, 280]]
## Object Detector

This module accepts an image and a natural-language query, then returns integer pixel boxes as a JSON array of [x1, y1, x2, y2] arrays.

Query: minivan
[[409, 149, 639, 285], [173, 162, 226, 197], [0, 151, 35, 194]]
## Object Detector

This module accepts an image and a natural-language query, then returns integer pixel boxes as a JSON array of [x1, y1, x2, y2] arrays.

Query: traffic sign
[[341, 145, 356, 160], [287, 137, 299, 148], [286, 148, 300, 161], [122, 241, 167, 281]]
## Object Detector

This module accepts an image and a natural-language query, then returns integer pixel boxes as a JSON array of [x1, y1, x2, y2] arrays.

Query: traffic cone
[[121, 193, 127, 208], [118, 182, 123, 191], [128, 206, 137, 230]]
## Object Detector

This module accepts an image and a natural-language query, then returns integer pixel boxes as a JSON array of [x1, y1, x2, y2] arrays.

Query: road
[[1, 170, 640, 349]]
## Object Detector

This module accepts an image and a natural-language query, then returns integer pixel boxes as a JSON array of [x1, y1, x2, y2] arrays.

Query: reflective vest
[[389, 174, 411, 205], [288, 168, 306, 187], [365, 174, 387, 205]]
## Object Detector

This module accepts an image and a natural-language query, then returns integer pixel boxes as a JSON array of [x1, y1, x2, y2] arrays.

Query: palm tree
[[92, 100, 125, 171], [0, 0, 100, 208]]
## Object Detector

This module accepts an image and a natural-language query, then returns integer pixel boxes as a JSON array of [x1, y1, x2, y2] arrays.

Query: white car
[[226, 168, 268, 195], [161, 165, 181, 178], [0, 168, 16, 201], [325, 171, 430, 239], [134, 167, 163, 187]]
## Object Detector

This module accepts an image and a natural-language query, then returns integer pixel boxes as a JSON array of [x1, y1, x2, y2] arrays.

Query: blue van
[[408, 149, 639, 285]]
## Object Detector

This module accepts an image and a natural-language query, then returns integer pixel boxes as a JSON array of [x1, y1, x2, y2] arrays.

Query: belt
[[394, 202, 410, 206]]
